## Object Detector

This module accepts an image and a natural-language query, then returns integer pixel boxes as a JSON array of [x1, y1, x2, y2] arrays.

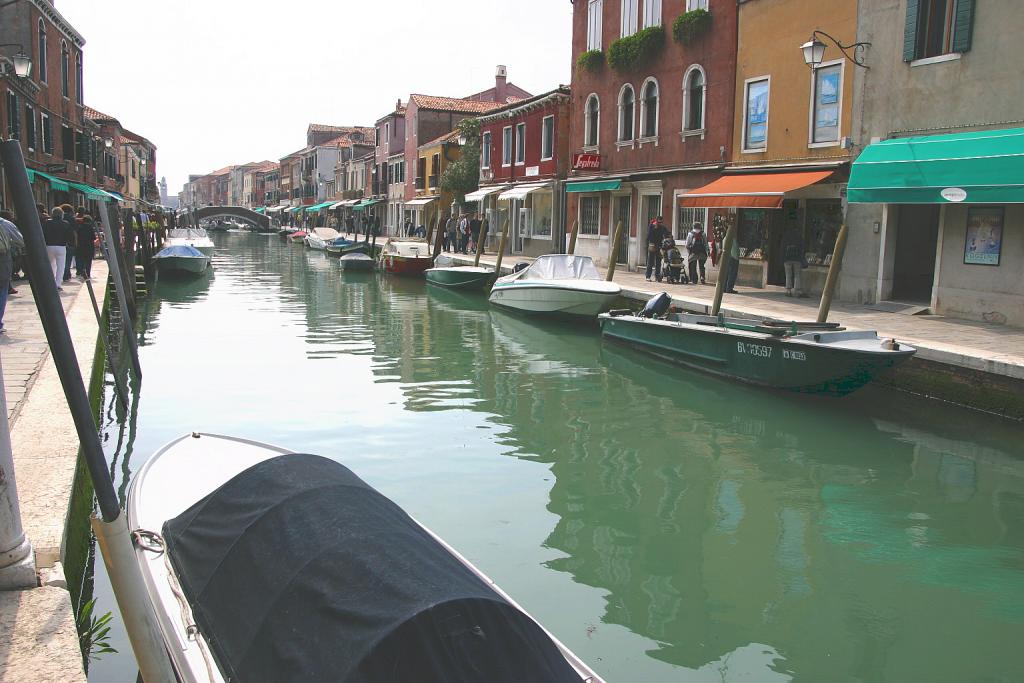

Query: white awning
[[497, 182, 550, 201], [338, 199, 360, 206], [329, 201, 346, 209], [464, 185, 506, 202], [404, 196, 438, 207]]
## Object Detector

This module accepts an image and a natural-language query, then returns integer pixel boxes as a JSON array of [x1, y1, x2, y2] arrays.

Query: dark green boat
[[424, 266, 494, 291], [598, 310, 916, 395]]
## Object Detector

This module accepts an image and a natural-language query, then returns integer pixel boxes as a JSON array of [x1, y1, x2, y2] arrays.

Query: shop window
[[618, 84, 635, 142], [37, 21, 47, 83], [743, 77, 769, 151], [810, 62, 842, 145], [643, 0, 662, 28], [585, 94, 600, 147], [541, 115, 554, 161], [532, 192, 553, 238], [677, 206, 706, 242], [737, 209, 768, 259], [640, 78, 659, 138], [515, 123, 525, 164], [621, 0, 638, 37], [588, 0, 603, 51], [805, 199, 841, 265], [580, 196, 600, 235], [481, 131, 492, 169], [905, 0, 974, 61], [502, 126, 512, 166], [683, 65, 706, 132]]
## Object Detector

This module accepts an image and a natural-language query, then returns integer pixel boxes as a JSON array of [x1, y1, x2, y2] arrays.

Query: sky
[[59, 0, 573, 196]]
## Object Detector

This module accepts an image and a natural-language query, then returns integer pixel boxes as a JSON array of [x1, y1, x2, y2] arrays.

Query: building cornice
[[30, 0, 86, 47]]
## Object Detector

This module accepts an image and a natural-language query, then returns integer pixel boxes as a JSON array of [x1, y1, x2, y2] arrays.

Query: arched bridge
[[191, 206, 272, 230]]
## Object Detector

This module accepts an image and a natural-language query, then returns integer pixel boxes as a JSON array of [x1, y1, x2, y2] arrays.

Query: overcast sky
[[59, 0, 573, 195]]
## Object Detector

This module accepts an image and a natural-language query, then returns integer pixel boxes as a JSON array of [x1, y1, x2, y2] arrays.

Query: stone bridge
[[190, 206, 272, 230]]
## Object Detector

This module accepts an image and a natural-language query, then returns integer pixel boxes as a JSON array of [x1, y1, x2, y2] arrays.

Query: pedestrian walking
[[43, 206, 69, 290], [75, 208, 96, 279], [685, 222, 709, 285], [723, 235, 740, 293], [60, 203, 76, 282], [782, 227, 807, 297], [0, 210, 25, 334], [469, 213, 482, 253], [458, 214, 470, 254], [645, 216, 670, 282]]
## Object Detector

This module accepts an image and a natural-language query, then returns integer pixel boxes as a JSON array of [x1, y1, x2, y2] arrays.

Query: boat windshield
[[168, 229, 210, 240], [521, 255, 600, 281]]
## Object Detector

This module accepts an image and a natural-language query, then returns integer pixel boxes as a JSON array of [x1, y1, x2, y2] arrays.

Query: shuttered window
[[904, 0, 974, 62], [25, 105, 36, 150], [5, 91, 19, 140]]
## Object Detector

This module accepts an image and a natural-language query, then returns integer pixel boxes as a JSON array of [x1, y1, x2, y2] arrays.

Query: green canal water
[[88, 232, 1024, 682]]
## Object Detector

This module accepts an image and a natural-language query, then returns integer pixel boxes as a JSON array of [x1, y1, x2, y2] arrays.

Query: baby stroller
[[661, 238, 687, 284]]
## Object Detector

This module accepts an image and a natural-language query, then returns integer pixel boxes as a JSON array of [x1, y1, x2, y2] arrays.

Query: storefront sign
[[964, 207, 1003, 266], [525, 166, 540, 177], [941, 187, 968, 202], [572, 153, 602, 170]]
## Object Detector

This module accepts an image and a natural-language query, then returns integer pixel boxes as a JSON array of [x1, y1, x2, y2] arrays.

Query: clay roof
[[308, 123, 375, 135], [83, 106, 118, 124], [207, 165, 235, 177], [408, 94, 505, 114], [418, 129, 462, 150]]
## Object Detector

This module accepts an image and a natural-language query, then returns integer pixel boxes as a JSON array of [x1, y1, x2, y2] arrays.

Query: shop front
[[849, 127, 1024, 327], [680, 168, 845, 292], [463, 185, 507, 248], [404, 196, 439, 234], [495, 182, 559, 258]]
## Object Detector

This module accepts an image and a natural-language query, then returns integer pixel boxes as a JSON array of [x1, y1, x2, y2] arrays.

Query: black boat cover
[[163, 453, 581, 683]]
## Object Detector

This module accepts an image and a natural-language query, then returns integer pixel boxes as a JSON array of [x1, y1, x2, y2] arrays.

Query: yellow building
[[683, 0, 858, 293], [407, 130, 461, 233]]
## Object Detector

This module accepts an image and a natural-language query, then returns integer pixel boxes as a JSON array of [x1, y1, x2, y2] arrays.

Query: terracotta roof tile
[[409, 94, 505, 114], [83, 106, 118, 123], [418, 129, 462, 150]]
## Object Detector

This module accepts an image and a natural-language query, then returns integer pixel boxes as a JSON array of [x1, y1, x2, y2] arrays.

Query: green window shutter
[[952, 0, 975, 53], [903, 0, 921, 62]]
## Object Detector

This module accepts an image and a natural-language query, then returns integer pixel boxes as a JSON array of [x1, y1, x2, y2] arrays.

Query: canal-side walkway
[[443, 251, 1024, 416], [0, 262, 107, 682]]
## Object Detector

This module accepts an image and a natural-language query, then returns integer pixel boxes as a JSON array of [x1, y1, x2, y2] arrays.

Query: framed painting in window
[[963, 207, 1003, 266]]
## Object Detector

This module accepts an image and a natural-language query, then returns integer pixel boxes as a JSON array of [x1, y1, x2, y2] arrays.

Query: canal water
[[89, 232, 1024, 682]]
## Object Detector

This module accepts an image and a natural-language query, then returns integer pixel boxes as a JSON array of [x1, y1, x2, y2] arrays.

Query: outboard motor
[[511, 262, 530, 274], [640, 292, 672, 319]]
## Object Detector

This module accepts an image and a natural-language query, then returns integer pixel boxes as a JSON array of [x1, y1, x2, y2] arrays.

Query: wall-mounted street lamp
[[104, 138, 113, 149], [0, 43, 32, 78], [801, 30, 871, 69]]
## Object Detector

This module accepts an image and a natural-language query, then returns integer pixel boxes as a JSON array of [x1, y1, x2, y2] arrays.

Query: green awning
[[351, 198, 382, 212], [26, 169, 71, 192], [290, 206, 303, 213], [849, 127, 1024, 204], [565, 179, 622, 193], [68, 181, 110, 200], [254, 207, 265, 213]]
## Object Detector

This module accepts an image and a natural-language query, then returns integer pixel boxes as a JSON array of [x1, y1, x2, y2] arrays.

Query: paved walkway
[[0, 262, 106, 683], [443, 251, 1024, 380]]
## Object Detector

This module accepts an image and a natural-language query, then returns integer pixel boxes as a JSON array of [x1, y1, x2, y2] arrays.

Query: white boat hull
[[489, 281, 620, 317]]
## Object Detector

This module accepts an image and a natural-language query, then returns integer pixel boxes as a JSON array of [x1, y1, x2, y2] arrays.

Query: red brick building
[[567, 0, 738, 269], [471, 87, 572, 257]]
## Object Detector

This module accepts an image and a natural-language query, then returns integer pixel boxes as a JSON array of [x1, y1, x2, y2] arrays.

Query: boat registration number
[[737, 342, 772, 358]]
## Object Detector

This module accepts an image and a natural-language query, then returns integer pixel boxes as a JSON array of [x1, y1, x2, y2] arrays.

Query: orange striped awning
[[679, 171, 834, 209]]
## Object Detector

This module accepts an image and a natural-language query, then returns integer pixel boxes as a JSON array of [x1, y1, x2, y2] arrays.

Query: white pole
[[92, 513, 177, 682], [0, 356, 37, 590]]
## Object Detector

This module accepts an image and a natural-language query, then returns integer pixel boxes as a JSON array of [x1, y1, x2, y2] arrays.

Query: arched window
[[37, 20, 47, 83], [683, 66, 706, 132], [75, 53, 83, 104], [60, 41, 69, 98], [585, 94, 600, 147], [618, 85, 635, 142], [640, 78, 659, 138]]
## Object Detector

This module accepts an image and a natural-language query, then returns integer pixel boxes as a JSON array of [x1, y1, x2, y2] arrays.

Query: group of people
[[644, 216, 728, 290], [443, 213, 483, 254], [40, 203, 98, 290]]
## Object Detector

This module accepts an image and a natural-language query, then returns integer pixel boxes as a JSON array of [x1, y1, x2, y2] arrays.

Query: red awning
[[679, 171, 834, 209]]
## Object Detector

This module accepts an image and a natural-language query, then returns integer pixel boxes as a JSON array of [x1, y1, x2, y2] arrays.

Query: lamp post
[[0, 44, 32, 78], [800, 30, 871, 69]]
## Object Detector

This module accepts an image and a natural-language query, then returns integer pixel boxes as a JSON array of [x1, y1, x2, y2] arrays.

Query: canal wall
[[0, 264, 110, 682], [443, 253, 1024, 421]]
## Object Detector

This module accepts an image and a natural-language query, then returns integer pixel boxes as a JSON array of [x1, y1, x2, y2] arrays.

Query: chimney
[[396, 98, 402, 111], [495, 65, 508, 104]]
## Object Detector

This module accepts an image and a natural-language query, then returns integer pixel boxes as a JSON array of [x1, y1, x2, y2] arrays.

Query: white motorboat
[[304, 228, 341, 250], [152, 245, 210, 276], [489, 254, 621, 318], [163, 228, 215, 257], [127, 433, 603, 682]]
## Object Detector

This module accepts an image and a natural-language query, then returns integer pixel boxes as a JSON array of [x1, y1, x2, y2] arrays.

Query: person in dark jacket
[[645, 216, 670, 282], [42, 206, 69, 290], [60, 203, 76, 282], [685, 223, 709, 285], [782, 227, 807, 297], [75, 208, 96, 279], [0, 210, 25, 333]]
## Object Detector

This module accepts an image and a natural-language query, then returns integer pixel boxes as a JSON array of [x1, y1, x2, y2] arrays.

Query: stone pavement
[[443, 251, 1024, 381], [0, 261, 107, 683]]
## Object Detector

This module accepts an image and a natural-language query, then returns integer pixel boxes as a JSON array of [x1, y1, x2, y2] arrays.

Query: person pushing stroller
[[661, 238, 687, 284]]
